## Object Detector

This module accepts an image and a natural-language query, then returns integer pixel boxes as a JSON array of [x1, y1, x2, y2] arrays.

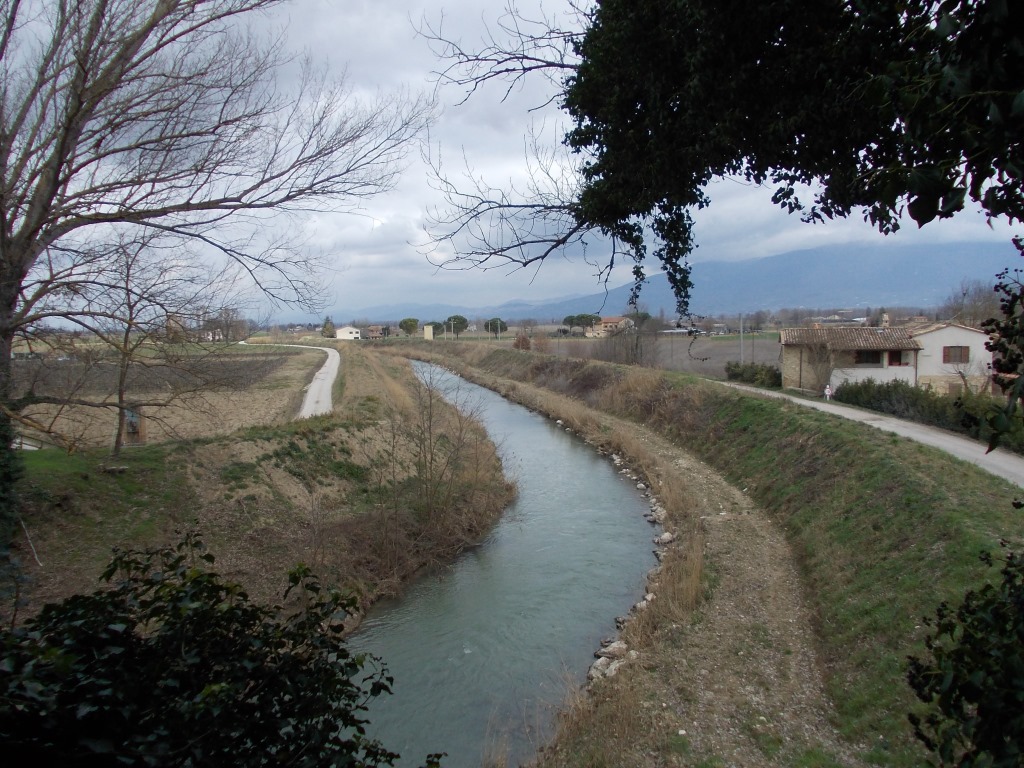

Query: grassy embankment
[[389, 340, 1021, 767], [6, 343, 513, 625]]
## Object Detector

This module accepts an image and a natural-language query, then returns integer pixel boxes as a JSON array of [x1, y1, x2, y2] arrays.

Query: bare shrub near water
[[344, 363, 514, 600], [593, 368, 668, 421]]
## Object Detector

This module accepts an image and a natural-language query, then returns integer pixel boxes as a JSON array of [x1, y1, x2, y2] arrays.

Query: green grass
[[18, 444, 193, 573], [693, 396, 1018, 765], [21, 444, 188, 512], [791, 748, 848, 768], [219, 460, 260, 490]]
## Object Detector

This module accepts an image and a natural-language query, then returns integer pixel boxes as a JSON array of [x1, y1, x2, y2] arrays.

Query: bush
[[833, 379, 962, 427], [908, 543, 1024, 767], [833, 379, 1024, 455], [0, 534, 440, 768], [723, 361, 782, 387]]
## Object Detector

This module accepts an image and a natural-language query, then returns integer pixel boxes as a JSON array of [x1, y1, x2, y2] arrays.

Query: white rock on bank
[[596, 640, 629, 659], [587, 655, 613, 681], [604, 659, 625, 678]]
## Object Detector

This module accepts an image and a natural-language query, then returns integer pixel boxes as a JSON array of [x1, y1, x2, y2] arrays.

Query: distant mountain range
[[339, 240, 1022, 322]]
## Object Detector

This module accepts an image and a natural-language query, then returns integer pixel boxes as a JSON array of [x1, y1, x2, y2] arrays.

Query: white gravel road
[[296, 346, 340, 418]]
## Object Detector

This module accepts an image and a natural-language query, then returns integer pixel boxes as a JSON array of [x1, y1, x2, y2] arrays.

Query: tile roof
[[780, 327, 922, 351], [903, 320, 988, 337]]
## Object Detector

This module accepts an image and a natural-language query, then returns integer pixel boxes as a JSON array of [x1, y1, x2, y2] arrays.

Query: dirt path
[[600, 419, 865, 766], [294, 346, 337, 418], [654, 452, 866, 765]]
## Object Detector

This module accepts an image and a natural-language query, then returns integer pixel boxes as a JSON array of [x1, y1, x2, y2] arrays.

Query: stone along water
[[352, 364, 658, 767]]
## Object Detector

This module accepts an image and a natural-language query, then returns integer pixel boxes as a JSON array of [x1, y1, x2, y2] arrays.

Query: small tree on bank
[[512, 331, 531, 351], [322, 317, 337, 338]]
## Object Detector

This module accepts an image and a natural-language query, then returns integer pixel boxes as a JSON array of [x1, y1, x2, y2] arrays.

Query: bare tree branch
[[417, 1, 588, 107], [416, 2, 638, 305], [0, 0, 433, 464], [8, 230, 260, 454]]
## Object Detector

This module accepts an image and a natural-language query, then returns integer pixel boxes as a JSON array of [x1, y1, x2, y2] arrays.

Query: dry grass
[[17, 348, 316, 451], [11, 346, 515, 627]]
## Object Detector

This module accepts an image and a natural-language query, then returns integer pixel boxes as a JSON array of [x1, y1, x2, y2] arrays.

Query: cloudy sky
[[269, 0, 1019, 321]]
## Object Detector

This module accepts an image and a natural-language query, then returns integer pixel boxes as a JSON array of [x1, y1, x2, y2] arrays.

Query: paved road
[[718, 382, 1024, 488]]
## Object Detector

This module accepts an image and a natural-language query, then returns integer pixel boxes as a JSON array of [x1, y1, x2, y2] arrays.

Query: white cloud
[[265, 0, 1021, 322]]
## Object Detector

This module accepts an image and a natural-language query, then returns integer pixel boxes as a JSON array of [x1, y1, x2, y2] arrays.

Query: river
[[352, 363, 658, 767]]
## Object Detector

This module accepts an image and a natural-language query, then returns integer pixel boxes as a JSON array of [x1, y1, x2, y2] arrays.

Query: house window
[[943, 346, 970, 364], [887, 350, 907, 366], [854, 350, 882, 365]]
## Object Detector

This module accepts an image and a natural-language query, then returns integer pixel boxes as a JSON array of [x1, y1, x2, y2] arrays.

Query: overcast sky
[[269, 0, 1019, 321]]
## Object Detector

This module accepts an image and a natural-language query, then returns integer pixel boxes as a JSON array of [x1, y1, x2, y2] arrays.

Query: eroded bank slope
[[9, 346, 513, 624]]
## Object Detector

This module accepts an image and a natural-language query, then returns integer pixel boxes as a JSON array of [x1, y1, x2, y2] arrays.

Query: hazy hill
[[340, 240, 1020, 322]]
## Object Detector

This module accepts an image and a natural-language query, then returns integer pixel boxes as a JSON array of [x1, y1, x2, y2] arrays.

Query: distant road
[[718, 382, 1024, 489], [242, 341, 340, 418], [296, 346, 340, 418]]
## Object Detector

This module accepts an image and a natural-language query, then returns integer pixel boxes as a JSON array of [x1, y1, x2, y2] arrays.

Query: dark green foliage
[[484, 318, 508, 338], [908, 544, 1024, 767], [443, 315, 469, 338], [723, 362, 782, 388], [834, 379, 1024, 455], [0, 534, 436, 767], [978, 238, 1024, 452], [562, 314, 602, 333], [564, 0, 1024, 312], [0, 412, 23, 585], [834, 379, 962, 428]]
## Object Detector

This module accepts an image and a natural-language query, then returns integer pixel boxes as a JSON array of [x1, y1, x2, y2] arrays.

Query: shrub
[[512, 332, 531, 351], [0, 534, 440, 768], [833, 379, 1024, 454], [908, 543, 1024, 767], [723, 361, 782, 387], [834, 379, 961, 427]]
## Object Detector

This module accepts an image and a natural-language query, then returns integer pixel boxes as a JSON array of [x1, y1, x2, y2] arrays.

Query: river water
[[352, 364, 658, 767]]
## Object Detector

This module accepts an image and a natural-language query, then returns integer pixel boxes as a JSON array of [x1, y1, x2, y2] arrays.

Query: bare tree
[[0, 0, 432, 484], [13, 231, 253, 455], [418, 2, 642, 302], [419, 1, 699, 317], [422, 126, 606, 280], [937, 279, 1001, 329], [419, 1, 584, 106]]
